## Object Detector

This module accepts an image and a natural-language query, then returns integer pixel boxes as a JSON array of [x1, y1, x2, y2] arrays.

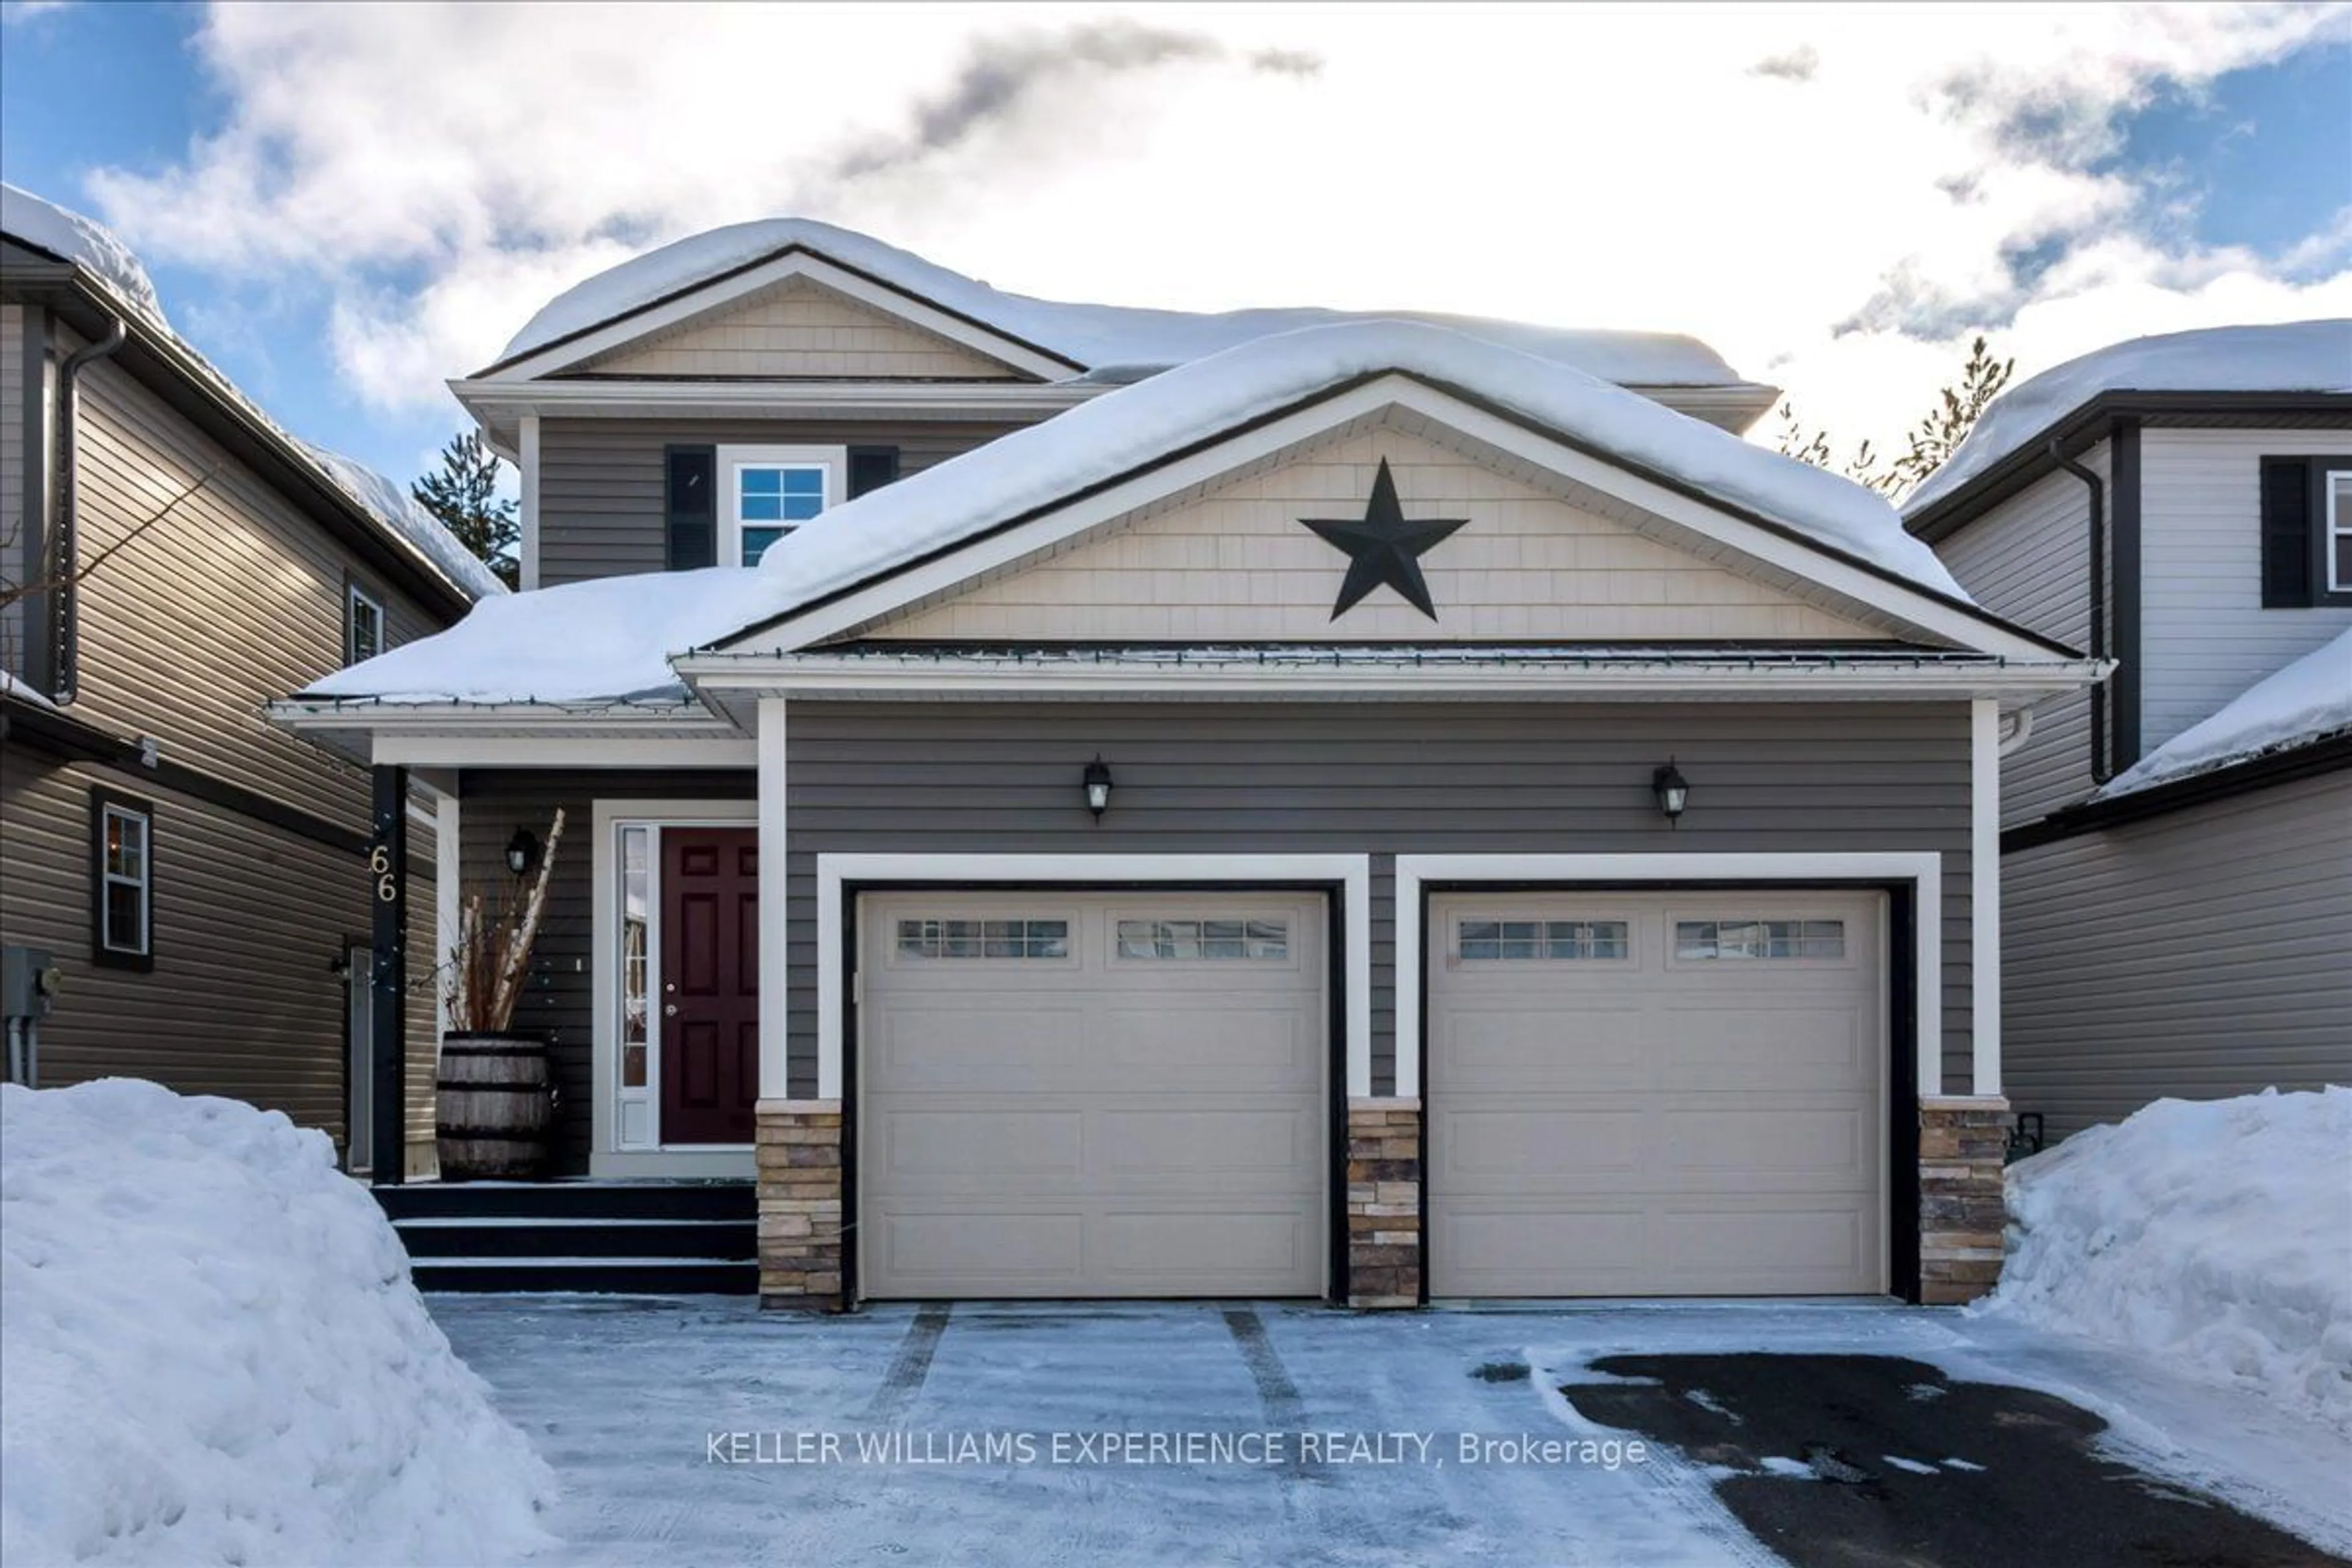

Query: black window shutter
[[847, 445, 901, 499], [2259, 456, 2312, 608], [665, 445, 716, 571]]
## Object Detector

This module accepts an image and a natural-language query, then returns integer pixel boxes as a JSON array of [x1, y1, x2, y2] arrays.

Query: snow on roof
[[308, 320, 1978, 708], [1904, 320, 2352, 519], [2096, 629, 2352, 800], [1, 182, 505, 603], [299, 567, 772, 704], [495, 217, 1749, 388], [737, 318, 1969, 625]]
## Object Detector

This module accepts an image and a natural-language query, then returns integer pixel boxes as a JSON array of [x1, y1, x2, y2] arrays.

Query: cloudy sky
[[2, 1, 2346, 493]]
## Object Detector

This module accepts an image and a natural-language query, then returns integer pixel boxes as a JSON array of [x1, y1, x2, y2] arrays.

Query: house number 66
[[368, 844, 398, 902]]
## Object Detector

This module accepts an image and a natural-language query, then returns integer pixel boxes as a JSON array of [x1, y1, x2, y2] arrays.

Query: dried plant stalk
[[442, 807, 565, 1033]]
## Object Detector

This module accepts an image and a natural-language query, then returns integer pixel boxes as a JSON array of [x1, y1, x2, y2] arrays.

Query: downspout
[[50, 312, 129, 704], [2049, 438, 2107, 781]]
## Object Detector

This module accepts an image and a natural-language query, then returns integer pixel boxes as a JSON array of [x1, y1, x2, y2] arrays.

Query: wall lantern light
[[1651, 760, 1691, 826], [1082, 756, 1115, 821], [505, 827, 542, 877]]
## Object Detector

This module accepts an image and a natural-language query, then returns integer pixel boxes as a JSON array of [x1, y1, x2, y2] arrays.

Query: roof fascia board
[[718, 374, 2072, 660], [481, 248, 1080, 383], [676, 652, 2106, 703], [1906, 390, 2352, 543]]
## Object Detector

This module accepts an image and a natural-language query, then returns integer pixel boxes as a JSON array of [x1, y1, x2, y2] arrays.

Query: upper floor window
[[2260, 456, 2352, 608], [720, 445, 843, 566], [91, 790, 154, 970], [346, 582, 384, 666]]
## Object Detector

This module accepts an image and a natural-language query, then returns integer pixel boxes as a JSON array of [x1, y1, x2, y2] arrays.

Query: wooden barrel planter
[[436, 1031, 554, 1180]]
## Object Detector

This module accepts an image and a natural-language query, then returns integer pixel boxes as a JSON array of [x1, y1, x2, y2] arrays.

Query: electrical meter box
[[2, 946, 59, 1020]]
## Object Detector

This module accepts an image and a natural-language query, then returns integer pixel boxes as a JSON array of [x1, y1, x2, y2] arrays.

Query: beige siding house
[[276, 217, 2099, 1308], [0, 187, 501, 1176], [1904, 320, 2352, 1143]]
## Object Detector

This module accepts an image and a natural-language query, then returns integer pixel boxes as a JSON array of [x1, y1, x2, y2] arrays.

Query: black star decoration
[[1298, 458, 1468, 621]]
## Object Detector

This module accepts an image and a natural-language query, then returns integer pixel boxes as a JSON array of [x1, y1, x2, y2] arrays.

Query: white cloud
[[82, 0, 2352, 465]]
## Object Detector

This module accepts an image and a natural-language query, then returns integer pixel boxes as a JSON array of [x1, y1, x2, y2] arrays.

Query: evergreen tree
[[412, 431, 521, 588], [1777, 334, 2015, 502]]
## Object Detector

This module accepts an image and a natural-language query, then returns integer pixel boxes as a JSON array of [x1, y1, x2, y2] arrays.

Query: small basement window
[[91, 790, 154, 970], [721, 445, 843, 565], [345, 582, 384, 666], [1116, 918, 1289, 960], [1675, 919, 1845, 960], [896, 918, 1070, 960], [1457, 919, 1630, 960]]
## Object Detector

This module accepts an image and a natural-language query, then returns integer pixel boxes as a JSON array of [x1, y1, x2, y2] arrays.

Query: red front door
[[660, 827, 759, 1144]]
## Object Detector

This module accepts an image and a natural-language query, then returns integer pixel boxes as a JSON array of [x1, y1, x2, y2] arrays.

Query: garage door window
[[895, 918, 1070, 959], [1675, 919, 1845, 960], [1456, 919, 1629, 960], [1115, 918, 1289, 960]]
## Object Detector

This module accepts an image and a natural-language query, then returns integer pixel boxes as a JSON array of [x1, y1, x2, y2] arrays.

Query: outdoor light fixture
[[1651, 760, 1690, 826], [505, 827, 541, 876], [1082, 756, 1115, 821]]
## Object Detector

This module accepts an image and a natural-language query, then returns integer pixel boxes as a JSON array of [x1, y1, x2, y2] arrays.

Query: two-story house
[[1903, 320, 2352, 1143], [275, 218, 2098, 1308], [0, 184, 505, 1178]]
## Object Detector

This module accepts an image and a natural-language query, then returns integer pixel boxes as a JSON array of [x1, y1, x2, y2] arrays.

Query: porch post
[[756, 698, 790, 1098], [368, 764, 409, 1185], [1969, 698, 2001, 1097]]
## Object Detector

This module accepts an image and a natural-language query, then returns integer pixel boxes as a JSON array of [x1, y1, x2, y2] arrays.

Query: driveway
[[431, 1298, 2352, 1567]]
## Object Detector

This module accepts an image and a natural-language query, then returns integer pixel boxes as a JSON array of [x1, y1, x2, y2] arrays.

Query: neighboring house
[[0, 185, 505, 1177], [1903, 320, 2352, 1142], [274, 219, 2098, 1308]]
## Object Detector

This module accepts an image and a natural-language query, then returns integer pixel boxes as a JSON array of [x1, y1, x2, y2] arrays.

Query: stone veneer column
[[1918, 1096, 2010, 1305], [756, 1099, 843, 1310], [1346, 1098, 1422, 1308]]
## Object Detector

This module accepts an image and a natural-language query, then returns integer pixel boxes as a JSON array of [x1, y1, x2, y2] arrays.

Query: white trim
[[715, 375, 2068, 662], [482, 249, 1077, 383], [589, 797, 760, 1180], [682, 652, 2105, 704], [434, 789, 460, 1039], [1970, 699, 2001, 1098], [344, 581, 385, 666], [720, 443, 843, 567], [96, 799, 152, 959], [757, 700, 791, 1099], [813, 853, 1375, 1101], [1392, 852, 1945, 1100], [372, 735, 755, 768], [518, 413, 541, 591]]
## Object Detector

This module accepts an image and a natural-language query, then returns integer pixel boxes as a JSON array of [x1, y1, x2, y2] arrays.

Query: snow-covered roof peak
[[1, 182, 504, 603], [493, 217, 1753, 390], [737, 317, 1969, 622], [1, 180, 169, 330], [1904, 320, 2352, 519], [2098, 629, 2352, 800]]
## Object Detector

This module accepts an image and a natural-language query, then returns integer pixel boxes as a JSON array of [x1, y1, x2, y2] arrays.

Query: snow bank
[[1905, 320, 2352, 517], [1981, 1088, 2352, 1434], [496, 216, 1747, 386], [2099, 629, 2352, 797], [744, 319, 1968, 617], [0, 1080, 555, 1566], [1, 182, 504, 603]]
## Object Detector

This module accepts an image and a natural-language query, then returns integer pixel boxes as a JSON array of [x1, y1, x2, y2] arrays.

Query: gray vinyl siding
[[456, 771, 756, 1174], [783, 702, 1975, 1098], [1, 304, 28, 678], [65, 345, 443, 835], [402, 813, 439, 1178], [2003, 769, 2352, 1142], [2138, 428, 2352, 753], [537, 417, 1032, 585], [1933, 453, 2104, 825]]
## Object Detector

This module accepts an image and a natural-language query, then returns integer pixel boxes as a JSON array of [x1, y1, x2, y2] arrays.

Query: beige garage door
[[1428, 891, 1885, 1298], [859, 892, 1326, 1299]]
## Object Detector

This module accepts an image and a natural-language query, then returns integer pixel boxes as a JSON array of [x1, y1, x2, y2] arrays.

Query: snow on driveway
[[431, 1298, 2352, 1567]]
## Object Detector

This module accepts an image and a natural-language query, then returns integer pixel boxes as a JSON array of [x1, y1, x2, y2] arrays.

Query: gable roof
[[0, 182, 507, 607], [1902, 319, 2352, 527], [484, 217, 1764, 396], [719, 319, 1991, 646]]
